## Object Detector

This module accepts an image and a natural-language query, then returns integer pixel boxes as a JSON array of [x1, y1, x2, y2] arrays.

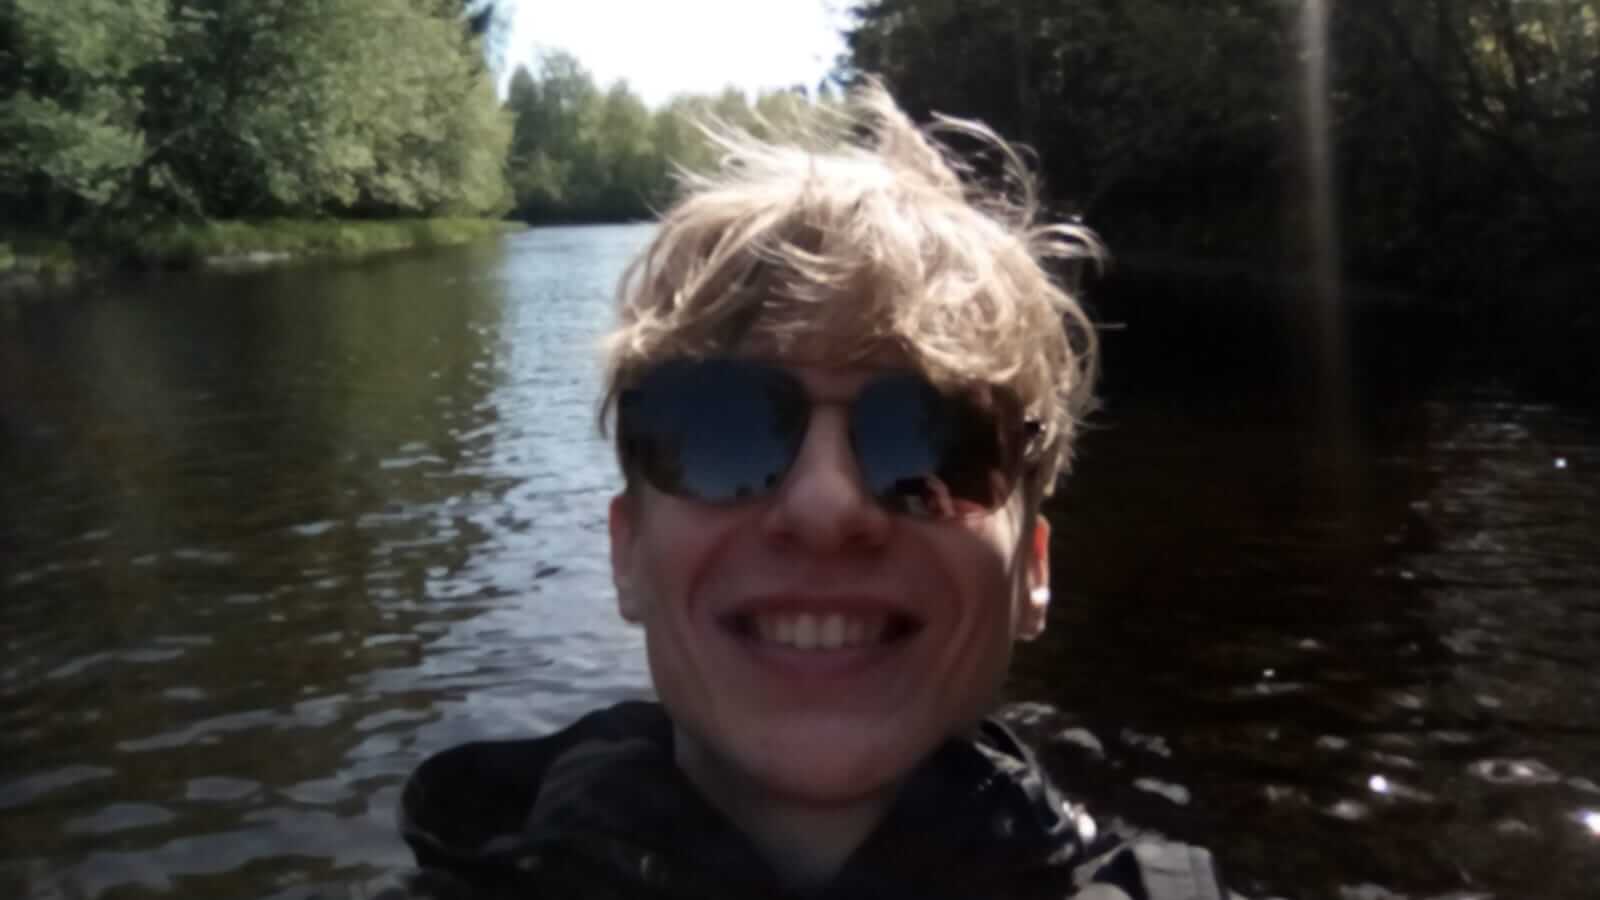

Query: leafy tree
[[148, 0, 510, 218], [596, 82, 662, 215], [2, 0, 511, 229], [1337, 0, 1599, 270], [0, 0, 170, 225], [838, 0, 1599, 291], [502, 53, 776, 223]]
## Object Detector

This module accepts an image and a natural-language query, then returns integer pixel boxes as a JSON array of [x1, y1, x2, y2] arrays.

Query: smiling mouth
[[722, 611, 922, 651]]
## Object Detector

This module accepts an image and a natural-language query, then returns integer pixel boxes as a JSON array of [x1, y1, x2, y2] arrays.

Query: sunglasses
[[616, 358, 1038, 519]]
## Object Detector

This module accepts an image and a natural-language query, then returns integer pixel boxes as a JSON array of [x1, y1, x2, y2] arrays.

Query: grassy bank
[[1, 218, 524, 286]]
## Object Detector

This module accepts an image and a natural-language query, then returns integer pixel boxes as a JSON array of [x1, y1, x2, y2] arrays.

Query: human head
[[600, 79, 1101, 805], [601, 81, 1100, 511]]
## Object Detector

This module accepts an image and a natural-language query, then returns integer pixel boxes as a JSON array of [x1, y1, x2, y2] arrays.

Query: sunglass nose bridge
[[755, 405, 895, 550]]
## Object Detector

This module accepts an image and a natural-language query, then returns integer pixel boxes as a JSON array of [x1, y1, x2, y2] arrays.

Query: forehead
[[750, 359, 900, 402], [726, 356, 1021, 426], [623, 271, 1038, 415], [737, 339, 1016, 406], [738, 325, 968, 393], [730, 308, 905, 363]]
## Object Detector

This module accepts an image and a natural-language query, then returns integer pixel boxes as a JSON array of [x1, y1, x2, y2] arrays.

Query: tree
[[837, 0, 1599, 289], [0, 0, 170, 225], [499, 53, 837, 223], [2, 0, 512, 228], [504, 53, 658, 222]]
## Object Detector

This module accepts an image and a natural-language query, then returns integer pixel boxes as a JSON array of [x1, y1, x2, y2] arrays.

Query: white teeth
[[819, 614, 845, 648], [793, 615, 818, 650], [747, 613, 891, 650]]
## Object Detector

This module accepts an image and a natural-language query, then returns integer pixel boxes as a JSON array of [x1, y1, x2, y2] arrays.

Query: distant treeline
[[501, 54, 820, 224], [1, 0, 821, 238], [2, 0, 511, 231], [840, 0, 1600, 295]]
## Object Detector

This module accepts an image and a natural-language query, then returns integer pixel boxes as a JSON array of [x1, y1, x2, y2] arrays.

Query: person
[[391, 79, 1239, 900]]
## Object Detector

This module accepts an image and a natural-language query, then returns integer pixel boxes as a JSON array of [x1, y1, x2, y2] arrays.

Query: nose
[[760, 406, 891, 553]]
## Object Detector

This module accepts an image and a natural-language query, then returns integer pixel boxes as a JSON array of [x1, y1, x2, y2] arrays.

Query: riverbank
[[1, 218, 524, 294]]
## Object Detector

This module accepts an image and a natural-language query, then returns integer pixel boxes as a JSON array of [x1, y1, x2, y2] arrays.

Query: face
[[608, 360, 1052, 805]]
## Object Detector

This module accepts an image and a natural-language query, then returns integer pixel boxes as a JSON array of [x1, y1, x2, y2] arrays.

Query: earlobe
[[1019, 586, 1050, 641], [608, 493, 643, 623], [1018, 516, 1051, 641]]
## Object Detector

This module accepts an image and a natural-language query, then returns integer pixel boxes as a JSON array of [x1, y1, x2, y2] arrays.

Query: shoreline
[[8, 223, 1593, 358], [1, 218, 525, 296]]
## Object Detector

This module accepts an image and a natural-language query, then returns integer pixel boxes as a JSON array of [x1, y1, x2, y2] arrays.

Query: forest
[[1, 0, 818, 265], [500, 54, 816, 224], [5, 0, 1595, 302], [840, 0, 1599, 300], [2, 0, 513, 228]]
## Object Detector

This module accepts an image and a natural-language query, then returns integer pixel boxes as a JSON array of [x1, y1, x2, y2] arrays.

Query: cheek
[[965, 508, 1024, 583], [942, 511, 1027, 628], [631, 497, 743, 617]]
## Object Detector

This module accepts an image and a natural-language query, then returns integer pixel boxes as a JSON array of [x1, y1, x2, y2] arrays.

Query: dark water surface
[[2, 226, 1596, 899]]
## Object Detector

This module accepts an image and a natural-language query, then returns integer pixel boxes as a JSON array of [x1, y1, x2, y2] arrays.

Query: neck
[[673, 728, 899, 892]]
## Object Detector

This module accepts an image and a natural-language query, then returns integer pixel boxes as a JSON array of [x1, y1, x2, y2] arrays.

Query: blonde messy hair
[[599, 79, 1103, 499]]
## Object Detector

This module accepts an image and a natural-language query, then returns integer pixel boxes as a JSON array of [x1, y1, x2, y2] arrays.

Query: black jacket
[[392, 701, 1233, 900]]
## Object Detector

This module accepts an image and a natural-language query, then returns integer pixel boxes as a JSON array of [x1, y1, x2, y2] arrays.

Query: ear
[[1016, 515, 1051, 641], [609, 493, 643, 623]]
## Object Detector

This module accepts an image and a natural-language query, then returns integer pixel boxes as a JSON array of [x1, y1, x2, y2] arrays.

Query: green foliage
[[0, 231, 78, 278], [501, 52, 821, 223], [128, 218, 520, 266], [1, 219, 519, 279], [840, 0, 1599, 294], [1332, 0, 1599, 278], [4, 0, 822, 239], [1, 0, 511, 228], [0, 0, 170, 223]]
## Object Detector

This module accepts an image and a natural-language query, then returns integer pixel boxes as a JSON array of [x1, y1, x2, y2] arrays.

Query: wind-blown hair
[[599, 78, 1103, 498]]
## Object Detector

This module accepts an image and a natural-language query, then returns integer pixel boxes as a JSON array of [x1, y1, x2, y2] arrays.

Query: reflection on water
[[2, 229, 1597, 899], [1016, 345, 1600, 898], [1, 228, 655, 899]]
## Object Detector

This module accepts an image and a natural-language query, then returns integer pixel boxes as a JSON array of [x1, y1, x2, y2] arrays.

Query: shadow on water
[[1010, 267, 1600, 899]]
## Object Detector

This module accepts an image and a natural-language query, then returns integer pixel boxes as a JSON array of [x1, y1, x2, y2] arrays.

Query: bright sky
[[506, 0, 850, 107]]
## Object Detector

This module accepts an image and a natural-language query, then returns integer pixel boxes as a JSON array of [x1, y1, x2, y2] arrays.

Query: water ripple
[[0, 766, 114, 810], [62, 803, 177, 836]]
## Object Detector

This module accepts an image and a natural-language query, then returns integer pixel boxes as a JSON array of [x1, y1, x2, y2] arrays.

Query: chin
[[748, 757, 907, 807], [733, 719, 935, 806]]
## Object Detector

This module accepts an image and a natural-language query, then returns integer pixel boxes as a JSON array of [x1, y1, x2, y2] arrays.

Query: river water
[[1, 225, 1595, 900]]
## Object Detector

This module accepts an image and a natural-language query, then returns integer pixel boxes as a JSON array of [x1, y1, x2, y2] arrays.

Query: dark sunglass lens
[[851, 375, 1017, 517], [620, 360, 806, 503]]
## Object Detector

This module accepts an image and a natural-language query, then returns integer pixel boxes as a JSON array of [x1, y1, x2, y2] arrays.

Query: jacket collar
[[401, 701, 1089, 898]]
